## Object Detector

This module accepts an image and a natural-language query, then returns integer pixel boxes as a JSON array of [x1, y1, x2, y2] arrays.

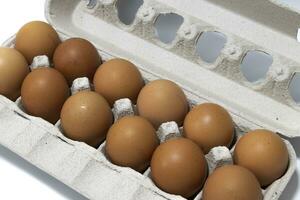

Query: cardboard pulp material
[[0, 0, 299, 199]]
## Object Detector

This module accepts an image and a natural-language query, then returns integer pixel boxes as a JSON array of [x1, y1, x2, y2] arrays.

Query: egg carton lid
[[45, 0, 300, 137]]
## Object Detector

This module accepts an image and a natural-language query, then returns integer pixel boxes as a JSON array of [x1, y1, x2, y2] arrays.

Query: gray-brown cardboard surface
[[0, 0, 299, 199]]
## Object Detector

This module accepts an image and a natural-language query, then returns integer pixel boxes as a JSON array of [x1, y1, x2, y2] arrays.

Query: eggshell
[[15, 21, 61, 63], [0, 48, 29, 101], [21, 68, 70, 124], [93, 58, 144, 106], [183, 103, 234, 154], [150, 138, 207, 198], [53, 38, 102, 85], [105, 116, 159, 172], [137, 79, 189, 129], [60, 91, 113, 148], [233, 129, 289, 186], [202, 165, 262, 200]]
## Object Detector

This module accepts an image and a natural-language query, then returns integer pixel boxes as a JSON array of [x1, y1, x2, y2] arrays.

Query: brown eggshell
[[53, 38, 102, 85], [183, 103, 234, 154], [0, 48, 29, 101], [21, 68, 70, 124], [137, 79, 189, 129], [105, 116, 159, 172], [60, 91, 113, 148], [93, 58, 145, 106], [15, 21, 61, 63], [234, 129, 289, 186], [151, 138, 207, 198], [202, 165, 263, 200]]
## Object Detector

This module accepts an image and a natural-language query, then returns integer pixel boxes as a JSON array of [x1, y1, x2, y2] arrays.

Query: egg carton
[[0, 65, 296, 200], [0, 53, 297, 200], [1, 0, 300, 199]]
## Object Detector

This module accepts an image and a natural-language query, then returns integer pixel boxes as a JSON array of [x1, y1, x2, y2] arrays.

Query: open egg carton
[[1, 0, 300, 199]]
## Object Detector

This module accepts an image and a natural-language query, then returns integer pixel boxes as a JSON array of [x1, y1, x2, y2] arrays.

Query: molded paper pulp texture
[[0, 0, 299, 199]]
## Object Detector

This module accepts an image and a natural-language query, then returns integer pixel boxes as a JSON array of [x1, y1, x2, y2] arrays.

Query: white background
[[0, 0, 300, 199]]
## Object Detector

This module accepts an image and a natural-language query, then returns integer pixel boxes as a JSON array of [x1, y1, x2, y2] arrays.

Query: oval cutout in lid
[[154, 13, 184, 44], [116, 0, 144, 25], [196, 31, 227, 63], [240, 50, 273, 83]]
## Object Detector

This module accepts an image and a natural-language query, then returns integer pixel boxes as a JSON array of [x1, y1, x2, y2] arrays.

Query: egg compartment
[[0, 0, 299, 199]]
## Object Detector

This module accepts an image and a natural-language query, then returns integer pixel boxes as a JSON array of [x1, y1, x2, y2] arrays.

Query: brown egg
[[202, 165, 262, 200], [183, 103, 234, 154], [53, 38, 101, 85], [61, 91, 113, 148], [137, 79, 189, 129], [15, 21, 61, 63], [105, 116, 159, 172], [234, 129, 289, 186], [151, 138, 207, 198], [93, 58, 144, 106], [21, 68, 69, 124], [0, 48, 29, 101]]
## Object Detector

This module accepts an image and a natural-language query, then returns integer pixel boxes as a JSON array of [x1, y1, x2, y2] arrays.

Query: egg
[[137, 79, 189, 129], [151, 138, 207, 198], [60, 91, 113, 147], [21, 68, 69, 124], [53, 38, 102, 85], [105, 116, 159, 172], [93, 58, 144, 106], [183, 103, 234, 154], [0, 48, 29, 101], [202, 165, 262, 200], [234, 129, 289, 186], [15, 21, 61, 63]]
